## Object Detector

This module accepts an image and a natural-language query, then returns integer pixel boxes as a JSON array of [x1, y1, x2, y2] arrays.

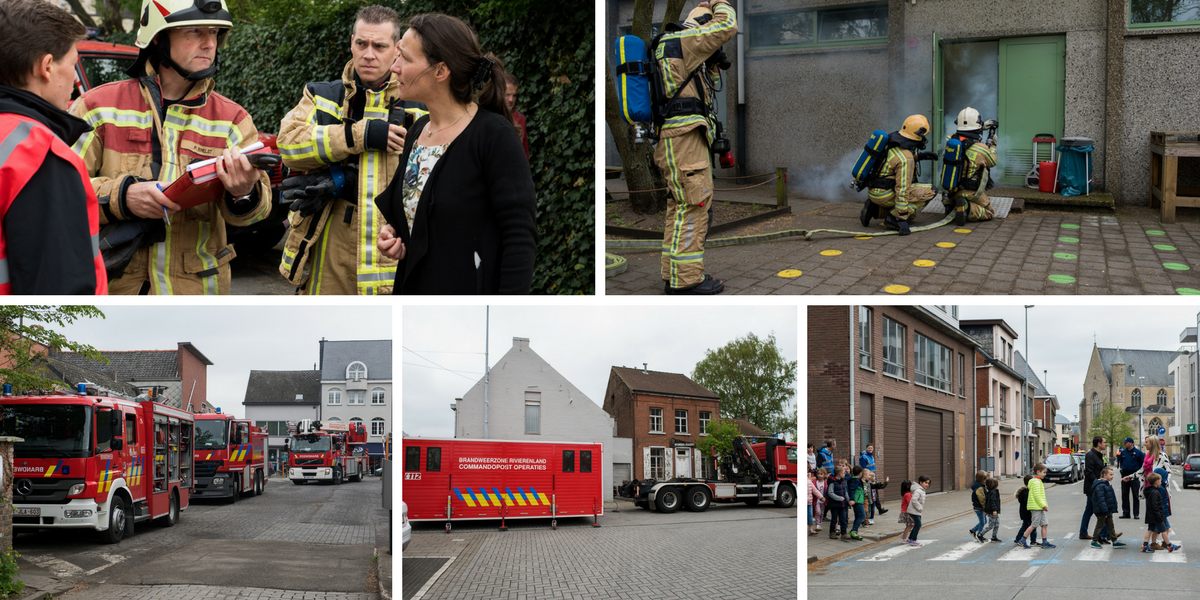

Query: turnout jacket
[[868, 146, 918, 205], [655, 0, 736, 144], [276, 62, 427, 294], [0, 86, 106, 294], [70, 65, 271, 295]]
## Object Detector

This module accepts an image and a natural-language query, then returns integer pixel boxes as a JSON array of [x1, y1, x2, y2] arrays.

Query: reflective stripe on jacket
[[654, 0, 736, 143]]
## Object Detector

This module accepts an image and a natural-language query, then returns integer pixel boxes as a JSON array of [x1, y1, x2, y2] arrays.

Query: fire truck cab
[[193, 412, 268, 502], [287, 419, 369, 485], [0, 386, 194, 544]]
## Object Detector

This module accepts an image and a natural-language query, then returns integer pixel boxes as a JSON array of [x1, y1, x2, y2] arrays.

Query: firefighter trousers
[[870, 183, 935, 220], [300, 198, 396, 295], [654, 130, 713, 289], [950, 190, 995, 221]]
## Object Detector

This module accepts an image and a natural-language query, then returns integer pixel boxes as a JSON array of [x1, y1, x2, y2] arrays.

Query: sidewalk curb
[[375, 547, 392, 600]]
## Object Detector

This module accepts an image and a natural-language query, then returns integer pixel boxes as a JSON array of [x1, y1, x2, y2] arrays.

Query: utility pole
[[484, 306, 490, 439], [1024, 305, 1034, 475]]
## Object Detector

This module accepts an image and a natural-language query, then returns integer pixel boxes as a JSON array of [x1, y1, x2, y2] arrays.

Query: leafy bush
[[113, 0, 594, 294], [0, 547, 24, 599]]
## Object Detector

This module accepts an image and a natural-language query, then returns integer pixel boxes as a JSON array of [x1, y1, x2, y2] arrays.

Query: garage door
[[881, 398, 909, 502], [916, 408, 944, 493], [613, 463, 631, 488]]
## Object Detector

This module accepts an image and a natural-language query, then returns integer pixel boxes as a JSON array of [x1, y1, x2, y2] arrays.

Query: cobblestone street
[[403, 501, 797, 600], [17, 476, 388, 599]]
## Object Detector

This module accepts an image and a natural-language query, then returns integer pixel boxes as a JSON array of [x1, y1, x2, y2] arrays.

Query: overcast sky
[[36, 305, 392, 419], [402, 305, 798, 438], [959, 305, 1200, 421]]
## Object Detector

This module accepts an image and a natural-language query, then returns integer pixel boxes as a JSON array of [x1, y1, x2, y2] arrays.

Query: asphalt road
[[228, 230, 296, 295], [17, 475, 387, 597], [808, 467, 1196, 599]]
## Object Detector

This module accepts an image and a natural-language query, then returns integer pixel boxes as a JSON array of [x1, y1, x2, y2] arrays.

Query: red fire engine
[[0, 385, 194, 544], [286, 419, 369, 485], [403, 438, 604, 531], [193, 412, 268, 502]]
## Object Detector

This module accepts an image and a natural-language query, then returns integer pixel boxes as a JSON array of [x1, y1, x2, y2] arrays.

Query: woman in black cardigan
[[375, 13, 537, 294]]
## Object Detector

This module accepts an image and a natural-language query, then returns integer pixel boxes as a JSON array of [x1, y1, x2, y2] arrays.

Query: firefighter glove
[[706, 47, 732, 70], [281, 173, 336, 217]]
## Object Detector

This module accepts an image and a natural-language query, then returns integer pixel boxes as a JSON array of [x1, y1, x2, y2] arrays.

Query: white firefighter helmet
[[135, 0, 232, 49], [955, 107, 983, 132], [683, 6, 714, 28]]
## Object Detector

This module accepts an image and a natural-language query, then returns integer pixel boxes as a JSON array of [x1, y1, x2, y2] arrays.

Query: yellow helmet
[[899, 114, 930, 141], [135, 0, 232, 48], [683, 6, 714, 28]]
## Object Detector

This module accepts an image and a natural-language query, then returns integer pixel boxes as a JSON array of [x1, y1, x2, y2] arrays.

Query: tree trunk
[[62, 0, 99, 30], [99, 0, 130, 35]]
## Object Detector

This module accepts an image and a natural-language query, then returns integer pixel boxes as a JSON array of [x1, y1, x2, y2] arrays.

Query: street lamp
[[1024, 305, 1034, 475], [1138, 375, 1146, 442]]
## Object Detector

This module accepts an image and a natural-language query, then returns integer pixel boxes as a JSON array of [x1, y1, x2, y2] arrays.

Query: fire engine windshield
[[290, 435, 330, 452], [194, 420, 228, 449], [0, 404, 90, 459]]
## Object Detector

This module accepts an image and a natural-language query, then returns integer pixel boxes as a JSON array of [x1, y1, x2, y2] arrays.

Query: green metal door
[[933, 32, 943, 154], [998, 35, 1065, 186]]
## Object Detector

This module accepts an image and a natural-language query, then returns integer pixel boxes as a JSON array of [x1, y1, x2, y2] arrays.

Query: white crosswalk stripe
[[1151, 547, 1186, 563], [999, 545, 1043, 561], [929, 541, 989, 561], [858, 540, 937, 561], [1074, 545, 1113, 561]]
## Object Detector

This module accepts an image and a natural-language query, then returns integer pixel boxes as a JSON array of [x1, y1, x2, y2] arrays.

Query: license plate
[[15, 508, 39, 517], [303, 475, 315, 479]]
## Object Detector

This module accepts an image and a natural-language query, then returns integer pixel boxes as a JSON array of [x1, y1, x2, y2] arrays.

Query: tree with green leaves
[[1088, 403, 1135, 460], [0, 307, 105, 394], [691, 332, 797, 440], [695, 417, 739, 461]]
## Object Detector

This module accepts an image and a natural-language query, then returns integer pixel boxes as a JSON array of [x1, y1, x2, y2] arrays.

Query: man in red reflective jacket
[[0, 0, 106, 295]]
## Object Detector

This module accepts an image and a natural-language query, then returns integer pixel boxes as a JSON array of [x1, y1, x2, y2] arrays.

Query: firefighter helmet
[[955, 107, 983, 132], [899, 114, 930, 141], [128, 0, 232, 81], [683, 6, 714, 28]]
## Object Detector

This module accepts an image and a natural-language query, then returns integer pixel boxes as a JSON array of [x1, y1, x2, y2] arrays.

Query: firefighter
[[946, 107, 997, 222], [70, 0, 271, 295], [276, 5, 427, 295], [861, 114, 937, 236], [0, 0, 107, 294], [654, 1, 736, 295]]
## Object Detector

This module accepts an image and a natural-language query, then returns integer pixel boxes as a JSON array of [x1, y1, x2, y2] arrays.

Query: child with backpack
[[812, 468, 828, 532], [978, 477, 1002, 542], [826, 465, 849, 540], [848, 465, 866, 540], [1150, 467, 1180, 552], [1013, 475, 1039, 546], [905, 476, 930, 546], [969, 470, 988, 542], [897, 479, 915, 544], [1143, 472, 1176, 552]]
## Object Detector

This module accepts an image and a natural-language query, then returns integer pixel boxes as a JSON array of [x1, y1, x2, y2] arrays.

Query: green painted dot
[[1178, 288, 1200, 295], [1053, 252, 1077, 260], [1048, 274, 1076, 284], [1060, 224, 1081, 229], [1058, 237, 1079, 243], [1155, 244, 1178, 251], [1147, 230, 1166, 236], [1164, 262, 1190, 271]]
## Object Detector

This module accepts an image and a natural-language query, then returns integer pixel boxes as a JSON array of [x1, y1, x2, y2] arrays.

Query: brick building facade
[[809, 306, 978, 502], [961, 319, 1025, 478], [603, 367, 720, 482]]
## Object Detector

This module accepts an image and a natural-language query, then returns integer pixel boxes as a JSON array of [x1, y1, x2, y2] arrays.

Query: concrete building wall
[[454, 338, 619, 500], [322, 381, 391, 443]]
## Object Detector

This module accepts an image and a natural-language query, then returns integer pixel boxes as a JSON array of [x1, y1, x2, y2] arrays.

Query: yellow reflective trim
[[312, 95, 342, 119]]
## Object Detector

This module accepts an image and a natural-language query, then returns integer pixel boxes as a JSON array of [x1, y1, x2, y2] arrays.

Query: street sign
[[1159, 427, 1166, 435], [1189, 424, 1197, 434]]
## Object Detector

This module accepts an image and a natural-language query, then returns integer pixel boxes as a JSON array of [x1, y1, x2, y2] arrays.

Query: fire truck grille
[[195, 461, 223, 478], [293, 458, 323, 466], [13, 478, 85, 504]]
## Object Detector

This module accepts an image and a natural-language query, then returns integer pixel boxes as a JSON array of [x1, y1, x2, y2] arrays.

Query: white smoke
[[791, 149, 864, 203]]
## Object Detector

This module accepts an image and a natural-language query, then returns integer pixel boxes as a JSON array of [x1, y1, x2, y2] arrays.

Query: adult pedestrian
[[817, 440, 835, 471], [0, 0, 107, 294], [375, 13, 538, 294], [858, 444, 876, 473], [1117, 436, 1144, 519], [807, 442, 817, 473], [503, 73, 529, 159], [1133, 438, 1171, 492], [1079, 436, 1113, 541]]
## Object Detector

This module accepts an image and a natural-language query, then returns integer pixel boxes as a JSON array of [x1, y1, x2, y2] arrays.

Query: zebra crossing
[[838, 534, 1189, 567]]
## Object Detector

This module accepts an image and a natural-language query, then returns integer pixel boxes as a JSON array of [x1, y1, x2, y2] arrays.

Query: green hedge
[[117, 0, 594, 294]]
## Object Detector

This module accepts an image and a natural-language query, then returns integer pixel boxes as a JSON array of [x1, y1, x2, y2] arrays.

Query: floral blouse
[[401, 143, 448, 234]]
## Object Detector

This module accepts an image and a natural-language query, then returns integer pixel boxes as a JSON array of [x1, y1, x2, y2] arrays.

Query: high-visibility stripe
[[530, 487, 549, 506], [164, 112, 238, 142], [619, 38, 632, 123], [0, 121, 34, 166], [506, 487, 526, 506], [312, 95, 342, 120], [315, 126, 332, 164], [469, 488, 488, 507], [454, 488, 475, 507], [491, 487, 511, 506]]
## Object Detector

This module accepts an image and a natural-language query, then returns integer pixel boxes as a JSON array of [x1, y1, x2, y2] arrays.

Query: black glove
[[706, 47, 732, 70], [280, 173, 336, 217], [917, 152, 939, 161]]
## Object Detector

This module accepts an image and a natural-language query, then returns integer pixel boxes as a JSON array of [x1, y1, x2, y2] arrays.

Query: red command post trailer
[[402, 438, 603, 532], [193, 412, 268, 502], [0, 386, 194, 544]]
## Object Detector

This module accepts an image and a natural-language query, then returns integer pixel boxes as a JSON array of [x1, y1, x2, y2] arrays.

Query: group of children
[[809, 458, 1182, 554]]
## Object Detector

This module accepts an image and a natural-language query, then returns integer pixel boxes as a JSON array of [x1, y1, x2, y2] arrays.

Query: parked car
[[1043, 453, 1078, 483], [1071, 453, 1086, 480], [72, 40, 290, 253], [401, 501, 411, 551], [1184, 455, 1200, 489], [1171, 453, 1183, 465]]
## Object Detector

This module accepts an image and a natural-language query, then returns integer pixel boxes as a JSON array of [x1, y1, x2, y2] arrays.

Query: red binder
[[160, 143, 271, 209]]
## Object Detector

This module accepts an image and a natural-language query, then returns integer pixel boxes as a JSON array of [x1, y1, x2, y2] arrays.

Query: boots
[[860, 197, 878, 227], [884, 214, 911, 236], [665, 274, 724, 295]]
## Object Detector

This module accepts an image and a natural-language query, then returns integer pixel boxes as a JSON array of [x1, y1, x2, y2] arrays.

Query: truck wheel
[[97, 496, 127, 544], [333, 468, 343, 485], [255, 471, 265, 496], [227, 476, 240, 504], [156, 491, 179, 527], [655, 487, 681, 514], [683, 487, 711, 512], [773, 484, 796, 508]]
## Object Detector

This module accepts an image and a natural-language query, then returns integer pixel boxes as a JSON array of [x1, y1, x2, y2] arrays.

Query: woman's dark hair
[[900, 480, 911, 496], [405, 13, 511, 123], [917, 475, 931, 484]]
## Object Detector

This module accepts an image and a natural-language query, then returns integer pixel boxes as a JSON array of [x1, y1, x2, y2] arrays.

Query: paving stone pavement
[[404, 502, 797, 600], [606, 200, 1200, 295], [60, 584, 377, 599]]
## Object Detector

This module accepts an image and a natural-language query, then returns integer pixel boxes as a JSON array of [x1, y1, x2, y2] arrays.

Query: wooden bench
[[1150, 130, 1200, 224]]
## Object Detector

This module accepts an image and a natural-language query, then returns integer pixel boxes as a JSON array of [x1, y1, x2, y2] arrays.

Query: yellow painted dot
[[954, 228, 972, 234], [820, 250, 843, 256], [936, 242, 956, 248], [855, 235, 873, 240], [777, 269, 803, 278], [913, 260, 936, 267], [884, 284, 910, 294]]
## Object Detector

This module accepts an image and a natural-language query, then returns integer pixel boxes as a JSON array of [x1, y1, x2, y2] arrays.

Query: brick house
[[244, 369, 321, 473], [809, 306, 978, 501], [603, 366, 720, 482], [55, 342, 212, 413], [960, 319, 1025, 478]]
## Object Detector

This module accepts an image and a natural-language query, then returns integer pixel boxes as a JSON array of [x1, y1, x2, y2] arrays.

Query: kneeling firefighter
[[652, 1, 736, 295], [860, 115, 938, 236], [944, 107, 997, 223]]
